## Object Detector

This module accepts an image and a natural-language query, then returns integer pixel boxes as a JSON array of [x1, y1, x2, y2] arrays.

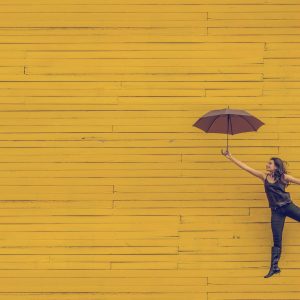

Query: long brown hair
[[270, 157, 290, 187]]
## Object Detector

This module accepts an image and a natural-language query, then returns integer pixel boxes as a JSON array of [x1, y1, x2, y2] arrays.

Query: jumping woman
[[221, 149, 300, 278]]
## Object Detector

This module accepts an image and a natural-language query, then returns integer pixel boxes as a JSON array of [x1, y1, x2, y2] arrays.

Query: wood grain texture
[[1, 1, 300, 299]]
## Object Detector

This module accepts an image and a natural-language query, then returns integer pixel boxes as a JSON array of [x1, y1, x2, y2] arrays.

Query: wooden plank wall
[[1, 0, 300, 299]]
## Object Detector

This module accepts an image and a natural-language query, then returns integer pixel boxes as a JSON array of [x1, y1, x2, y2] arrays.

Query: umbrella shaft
[[227, 114, 229, 151]]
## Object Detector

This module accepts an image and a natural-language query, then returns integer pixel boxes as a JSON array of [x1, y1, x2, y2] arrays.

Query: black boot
[[264, 246, 281, 278]]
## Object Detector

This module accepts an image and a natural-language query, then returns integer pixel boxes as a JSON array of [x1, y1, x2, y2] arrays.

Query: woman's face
[[266, 159, 276, 173]]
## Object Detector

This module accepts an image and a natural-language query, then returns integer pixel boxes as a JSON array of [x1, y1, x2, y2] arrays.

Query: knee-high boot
[[264, 246, 281, 278]]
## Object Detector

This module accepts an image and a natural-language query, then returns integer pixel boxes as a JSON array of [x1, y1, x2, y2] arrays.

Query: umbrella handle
[[221, 148, 230, 157]]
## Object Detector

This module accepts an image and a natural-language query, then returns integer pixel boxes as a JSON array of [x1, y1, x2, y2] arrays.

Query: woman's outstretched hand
[[221, 149, 232, 159]]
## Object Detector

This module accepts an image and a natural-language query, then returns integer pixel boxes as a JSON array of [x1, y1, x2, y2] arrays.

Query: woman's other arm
[[283, 174, 300, 185], [221, 149, 265, 182]]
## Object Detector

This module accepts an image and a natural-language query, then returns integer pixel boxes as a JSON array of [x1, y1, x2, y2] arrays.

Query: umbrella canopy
[[193, 107, 265, 151]]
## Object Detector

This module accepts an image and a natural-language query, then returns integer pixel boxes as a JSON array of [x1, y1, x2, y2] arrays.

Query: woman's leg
[[280, 202, 300, 222], [264, 208, 286, 278], [271, 208, 286, 248]]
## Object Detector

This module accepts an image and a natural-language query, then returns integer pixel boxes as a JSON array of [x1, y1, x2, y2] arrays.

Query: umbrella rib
[[206, 115, 219, 132], [239, 115, 257, 132]]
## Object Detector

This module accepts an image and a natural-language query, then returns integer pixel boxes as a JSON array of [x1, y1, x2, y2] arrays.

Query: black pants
[[271, 202, 300, 248]]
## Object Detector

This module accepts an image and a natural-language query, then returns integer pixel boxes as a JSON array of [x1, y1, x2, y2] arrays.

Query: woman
[[221, 149, 300, 278]]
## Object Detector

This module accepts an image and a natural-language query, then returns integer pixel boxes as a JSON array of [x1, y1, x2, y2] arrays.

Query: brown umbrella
[[193, 106, 265, 152]]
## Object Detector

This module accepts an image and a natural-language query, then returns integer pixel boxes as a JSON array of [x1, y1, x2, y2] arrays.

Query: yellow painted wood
[[1, 1, 300, 299]]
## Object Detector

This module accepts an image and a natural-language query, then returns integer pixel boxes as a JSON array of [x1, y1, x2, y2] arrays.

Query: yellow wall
[[1, 1, 300, 299]]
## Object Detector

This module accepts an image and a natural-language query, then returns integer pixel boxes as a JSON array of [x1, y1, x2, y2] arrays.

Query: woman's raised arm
[[221, 149, 265, 182]]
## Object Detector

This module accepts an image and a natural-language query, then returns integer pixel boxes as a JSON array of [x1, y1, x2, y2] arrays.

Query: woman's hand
[[221, 149, 232, 159]]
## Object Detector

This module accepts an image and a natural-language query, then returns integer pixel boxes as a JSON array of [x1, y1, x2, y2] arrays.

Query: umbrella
[[193, 106, 265, 152]]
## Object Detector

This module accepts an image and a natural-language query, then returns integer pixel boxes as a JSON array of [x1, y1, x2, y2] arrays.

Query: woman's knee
[[273, 234, 282, 247], [285, 202, 300, 221], [274, 240, 282, 248]]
